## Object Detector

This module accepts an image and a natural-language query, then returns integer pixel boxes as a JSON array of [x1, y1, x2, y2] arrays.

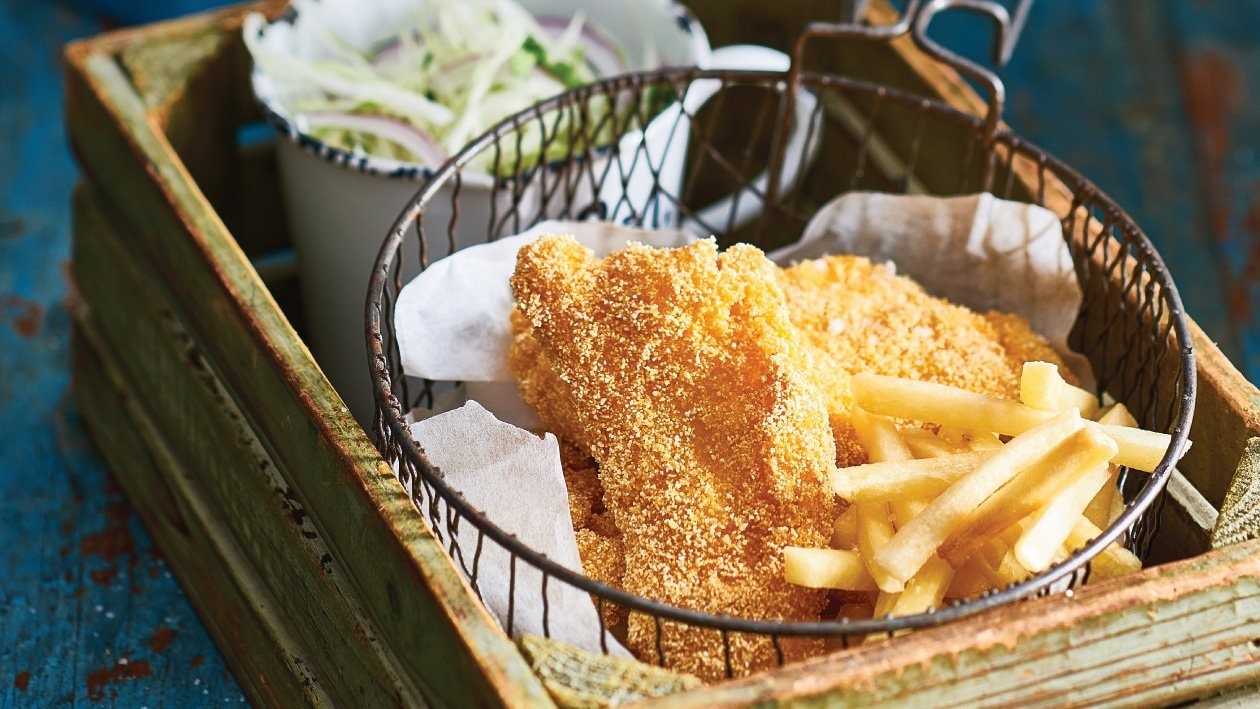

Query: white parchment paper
[[391, 193, 1085, 656], [407, 401, 630, 655], [395, 219, 692, 382]]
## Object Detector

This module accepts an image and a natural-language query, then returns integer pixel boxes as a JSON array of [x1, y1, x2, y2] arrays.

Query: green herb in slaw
[[245, 0, 631, 174]]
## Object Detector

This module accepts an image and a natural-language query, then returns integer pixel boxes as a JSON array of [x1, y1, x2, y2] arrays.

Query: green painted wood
[[63, 20, 551, 709], [658, 539, 1260, 707], [73, 184, 420, 706], [71, 318, 327, 707]]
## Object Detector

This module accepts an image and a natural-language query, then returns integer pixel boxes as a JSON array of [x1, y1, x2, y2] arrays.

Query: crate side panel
[[73, 186, 422, 706], [71, 327, 329, 707], [64, 37, 549, 707], [655, 539, 1260, 706]]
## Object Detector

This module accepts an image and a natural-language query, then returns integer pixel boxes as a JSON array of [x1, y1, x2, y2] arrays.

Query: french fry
[[853, 372, 1049, 436], [899, 427, 962, 458], [783, 547, 879, 591], [887, 556, 954, 617], [831, 505, 859, 549], [1083, 467, 1120, 529], [851, 407, 914, 463], [965, 431, 1005, 452], [1095, 424, 1175, 472], [994, 547, 1031, 585], [947, 553, 1001, 598], [865, 556, 957, 641], [1096, 402, 1139, 427], [864, 590, 903, 644], [902, 433, 957, 460], [1085, 402, 1134, 527], [939, 427, 1117, 566], [850, 408, 949, 530], [870, 409, 1086, 590], [1067, 517, 1141, 580], [857, 502, 902, 592], [829, 451, 994, 503], [872, 589, 900, 618], [938, 425, 1004, 452], [851, 372, 1175, 472], [1108, 489, 1126, 525], [1013, 461, 1114, 572], [892, 498, 928, 532], [1020, 361, 1099, 418], [973, 535, 1010, 569]]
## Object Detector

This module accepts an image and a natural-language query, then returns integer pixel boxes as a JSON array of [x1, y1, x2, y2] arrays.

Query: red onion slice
[[535, 16, 629, 76], [301, 111, 448, 167]]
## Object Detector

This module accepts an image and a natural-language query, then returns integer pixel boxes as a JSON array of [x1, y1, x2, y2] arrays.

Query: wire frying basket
[[366, 0, 1195, 681]]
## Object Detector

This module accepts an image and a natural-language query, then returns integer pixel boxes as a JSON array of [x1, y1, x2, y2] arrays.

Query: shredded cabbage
[[245, 0, 629, 173]]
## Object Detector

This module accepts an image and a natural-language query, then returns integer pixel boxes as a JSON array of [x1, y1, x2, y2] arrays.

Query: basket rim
[[365, 66, 1197, 639]]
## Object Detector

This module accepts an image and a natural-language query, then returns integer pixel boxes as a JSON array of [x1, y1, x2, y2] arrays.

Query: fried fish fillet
[[510, 310, 592, 453], [512, 252, 1072, 470], [558, 442, 628, 633], [779, 255, 1072, 466], [511, 235, 838, 681]]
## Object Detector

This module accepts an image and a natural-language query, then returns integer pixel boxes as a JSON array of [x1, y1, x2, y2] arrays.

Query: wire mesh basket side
[[365, 68, 1194, 673]]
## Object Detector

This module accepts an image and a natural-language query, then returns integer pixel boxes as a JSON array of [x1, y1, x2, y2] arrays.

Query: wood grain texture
[[72, 310, 330, 707], [655, 539, 1260, 707], [63, 8, 552, 706], [73, 184, 417, 705]]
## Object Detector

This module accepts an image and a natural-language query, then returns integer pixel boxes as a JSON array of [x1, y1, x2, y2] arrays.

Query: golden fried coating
[[512, 311, 592, 453], [512, 236, 838, 681], [779, 255, 1071, 466], [559, 441, 629, 634]]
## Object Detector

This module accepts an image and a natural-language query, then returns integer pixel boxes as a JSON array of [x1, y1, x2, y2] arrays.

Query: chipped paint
[[0, 295, 44, 338], [149, 626, 177, 653], [86, 659, 153, 701]]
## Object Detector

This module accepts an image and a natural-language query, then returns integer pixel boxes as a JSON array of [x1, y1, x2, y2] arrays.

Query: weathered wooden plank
[[71, 315, 327, 707], [64, 19, 551, 707], [656, 539, 1260, 707], [73, 183, 421, 706]]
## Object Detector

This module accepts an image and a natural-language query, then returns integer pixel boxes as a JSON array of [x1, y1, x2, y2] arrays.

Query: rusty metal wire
[[364, 0, 1193, 663]]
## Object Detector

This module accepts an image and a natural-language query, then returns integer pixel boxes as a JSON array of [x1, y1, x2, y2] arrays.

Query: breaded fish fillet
[[513, 252, 1072, 470], [511, 236, 838, 680], [558, 442, 628, 633], [510, 310, 592, 453], [779, 255, 1072, 467]]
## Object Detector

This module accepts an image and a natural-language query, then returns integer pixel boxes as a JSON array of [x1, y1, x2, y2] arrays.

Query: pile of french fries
[[784, 361, 1177, 626]]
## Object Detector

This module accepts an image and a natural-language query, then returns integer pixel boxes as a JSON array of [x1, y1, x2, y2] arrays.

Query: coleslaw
[[244, 0, 633, 174]]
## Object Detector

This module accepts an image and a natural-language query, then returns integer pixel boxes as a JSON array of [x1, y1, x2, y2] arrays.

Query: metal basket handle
[[767, 0, 1033, 202]]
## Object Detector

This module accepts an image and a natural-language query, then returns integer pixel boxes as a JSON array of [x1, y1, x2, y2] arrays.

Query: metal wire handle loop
[[910, 0, 1032, 187], [767, 0, 1031, 206]]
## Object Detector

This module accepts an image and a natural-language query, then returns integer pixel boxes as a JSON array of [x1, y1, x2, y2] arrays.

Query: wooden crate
[[63, 2, 1260, 706]]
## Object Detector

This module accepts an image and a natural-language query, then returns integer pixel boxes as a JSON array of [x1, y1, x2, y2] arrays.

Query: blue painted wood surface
[[932, 0, 1258, 374], [0, 1, 242, 705], [3, 0, 1259, 706]]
